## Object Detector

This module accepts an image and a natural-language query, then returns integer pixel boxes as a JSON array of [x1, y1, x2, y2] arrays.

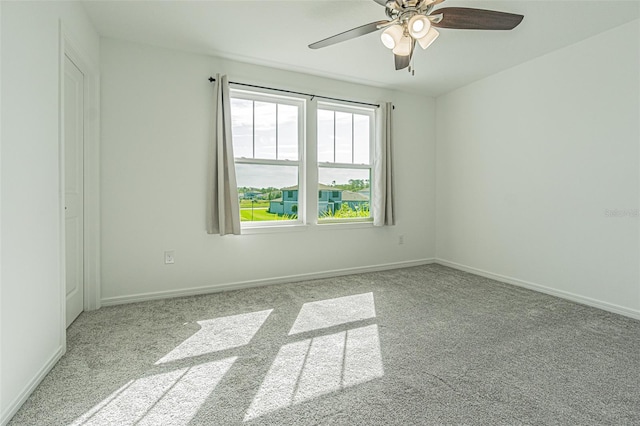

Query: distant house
[[245, 190, 261, 200], [240, 189, 265, 200], [268, 186, 300, 215], [357, 188, 371, 197], [268, 184, 369, 216], [342, 190, 370, 210]]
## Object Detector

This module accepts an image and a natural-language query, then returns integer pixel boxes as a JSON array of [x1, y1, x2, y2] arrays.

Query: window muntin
[[317, 103, 374, 222], [231, 90, 304, 225]]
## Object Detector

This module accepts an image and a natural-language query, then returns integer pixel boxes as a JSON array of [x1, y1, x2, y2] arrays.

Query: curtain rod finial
[[208, 76, 215, 82]]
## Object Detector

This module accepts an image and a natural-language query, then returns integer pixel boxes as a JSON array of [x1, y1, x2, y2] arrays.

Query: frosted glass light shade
[[392, 35, 412, 56], [380, 33, 395, 49], [417, 27, 439, 50], [380, 25, 404, 50], [408, 14, 430, 39]]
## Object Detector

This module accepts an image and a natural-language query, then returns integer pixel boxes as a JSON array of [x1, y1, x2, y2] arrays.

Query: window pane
[[335, 112, 353, 164], [318, 109, 334, 163], [353, 114, 370, 164], [236, 164, 299, 222], [318, 168, 371, 220], [278, 104, 298, 161], [254, 101, 276, 160], [231, 98, 253, 159]]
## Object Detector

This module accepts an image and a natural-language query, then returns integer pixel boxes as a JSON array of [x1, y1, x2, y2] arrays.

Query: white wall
[[436, 20, 640, 318], [0, 2, 99, 423], [99, 38, 436, 304]]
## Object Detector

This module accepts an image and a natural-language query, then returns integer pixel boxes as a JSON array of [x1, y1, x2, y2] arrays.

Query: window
[[230, 89, 375, 228], [230, 90, 304, 225], [317, 103, 374, 221]]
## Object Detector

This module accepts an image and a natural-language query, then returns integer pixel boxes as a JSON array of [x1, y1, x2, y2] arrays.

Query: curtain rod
[[208, 77, 380, 109]]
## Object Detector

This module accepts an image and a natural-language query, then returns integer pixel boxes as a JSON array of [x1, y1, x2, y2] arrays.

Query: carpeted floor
[[8, 264, 640, 425]]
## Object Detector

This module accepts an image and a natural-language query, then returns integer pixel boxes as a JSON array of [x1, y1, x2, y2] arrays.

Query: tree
[[347, 179, 365, 191]]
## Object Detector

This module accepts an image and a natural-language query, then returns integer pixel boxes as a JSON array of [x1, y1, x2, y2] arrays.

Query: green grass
[[239, 203, 369, 222], [239, 200, 270, 208], [320, 204, 370, 219], [240, 207, 295, 222]]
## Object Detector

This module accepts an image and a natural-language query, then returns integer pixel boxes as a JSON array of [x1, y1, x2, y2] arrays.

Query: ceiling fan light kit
[[417, 27, 439, 50], [381, 24, 404, 49], [408, 14, 431, 38], [392, 34, 413, 56], [309, 0, 524, 72]]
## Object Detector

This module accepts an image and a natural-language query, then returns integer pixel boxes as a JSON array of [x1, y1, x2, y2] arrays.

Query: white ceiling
[[82, 0, 640, 97]]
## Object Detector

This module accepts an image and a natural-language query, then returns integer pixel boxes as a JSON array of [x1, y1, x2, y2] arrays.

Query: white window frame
[[230, 88, 306, 229], [316, 102, 376, 224], [229, 89, 377, 232]]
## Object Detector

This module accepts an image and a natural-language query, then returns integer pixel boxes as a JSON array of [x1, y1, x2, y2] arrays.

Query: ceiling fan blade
[[372, 0, 388, 6], [431, 7, 523, 30], [394, 39, 416, 70], [309, 20, 390, 49]]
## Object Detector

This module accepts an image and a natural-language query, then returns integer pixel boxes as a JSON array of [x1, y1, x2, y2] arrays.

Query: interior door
[[65, 55, 84, 327]]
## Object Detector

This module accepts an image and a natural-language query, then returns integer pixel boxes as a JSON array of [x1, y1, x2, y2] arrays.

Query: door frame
[[59, 22, 101, 346]]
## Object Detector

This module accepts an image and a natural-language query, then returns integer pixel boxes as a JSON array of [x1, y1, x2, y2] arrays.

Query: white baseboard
[[435, 258, 640, 321], [102, 256, 640, 319], [101, 258, 437, 307], [1, 346, 65, 426]]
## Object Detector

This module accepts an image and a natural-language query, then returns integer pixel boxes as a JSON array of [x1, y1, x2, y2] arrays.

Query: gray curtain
[[207, 74, 241, 235], [373, 102, 395, 226]]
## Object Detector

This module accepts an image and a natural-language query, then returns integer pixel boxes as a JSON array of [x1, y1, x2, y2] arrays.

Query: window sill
[[316, 220, 374, 230], [240, 219, 375, 234], [240, 223, 308, 235]]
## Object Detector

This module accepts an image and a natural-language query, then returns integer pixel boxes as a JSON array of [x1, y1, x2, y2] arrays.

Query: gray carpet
[[8, 264, 640, 425]]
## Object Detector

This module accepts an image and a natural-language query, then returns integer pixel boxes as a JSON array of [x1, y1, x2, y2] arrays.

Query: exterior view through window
[[317, 104, 373, 221], [230, 90, 302, 224], [230, 89, 375, 226]]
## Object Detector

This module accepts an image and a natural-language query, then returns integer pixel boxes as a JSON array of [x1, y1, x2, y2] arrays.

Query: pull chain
[[408, 55, 416, 76]]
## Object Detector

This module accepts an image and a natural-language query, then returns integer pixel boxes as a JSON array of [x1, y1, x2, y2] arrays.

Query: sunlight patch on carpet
[[245, 324, 383, 421], [156, 309, 272, 364], [288, 293, 376, 335], [71, 357, 236, 425]]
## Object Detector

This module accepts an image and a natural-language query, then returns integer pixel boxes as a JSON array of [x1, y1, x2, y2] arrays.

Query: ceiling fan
[[309, 0, 524, 71]]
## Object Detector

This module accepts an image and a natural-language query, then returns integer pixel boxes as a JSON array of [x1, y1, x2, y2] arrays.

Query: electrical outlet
[[398, 235, 404, 245], [164, 250, 175, 264]]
